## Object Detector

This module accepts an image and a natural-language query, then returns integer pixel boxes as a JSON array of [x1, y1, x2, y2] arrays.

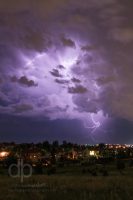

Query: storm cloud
[[0, 0, 133, 143]]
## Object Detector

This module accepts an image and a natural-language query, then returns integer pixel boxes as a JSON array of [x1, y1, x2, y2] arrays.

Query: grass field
[[0, 164, 133, 200]]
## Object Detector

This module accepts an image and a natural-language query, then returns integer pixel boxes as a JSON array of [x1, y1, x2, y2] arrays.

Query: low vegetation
[[0, 162, 133, 200]]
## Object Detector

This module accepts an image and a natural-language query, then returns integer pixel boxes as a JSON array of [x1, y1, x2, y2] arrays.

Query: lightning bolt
[[84, 113, 100, 132], [83, 113, 101, 142], [24, 53, 46, 69], [84, 112, 112, 142]]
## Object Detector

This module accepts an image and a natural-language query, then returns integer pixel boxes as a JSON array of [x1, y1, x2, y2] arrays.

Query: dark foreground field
[[0, 164, 133, 200]]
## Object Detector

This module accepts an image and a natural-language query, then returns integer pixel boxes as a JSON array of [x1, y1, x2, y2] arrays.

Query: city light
[[0, 151, 9, 158], [89, 150, 95, 156]]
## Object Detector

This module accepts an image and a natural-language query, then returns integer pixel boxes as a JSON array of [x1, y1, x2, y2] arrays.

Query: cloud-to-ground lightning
[[84, 113, 100, 131], [84, 110, 108, 142]]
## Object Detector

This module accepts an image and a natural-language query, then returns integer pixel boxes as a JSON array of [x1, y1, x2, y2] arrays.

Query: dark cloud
[[0, 114, 94, 144], [81, 45, 97, 52], [0, 11, 51, 53], [68, 85, 87, 94], [0, 98, 10, 107], [96, 76, 115, 86], [13, 103, 33, 113], [71, 77, 81, 83], [111, 28, 133, 43], [11, 76, 38, 87], [50, 69, 63, 77], [61, 36, 76, 48], [55, 79, 69, 84], [57, 65, 65, 69], [19, 30, 47, 52]]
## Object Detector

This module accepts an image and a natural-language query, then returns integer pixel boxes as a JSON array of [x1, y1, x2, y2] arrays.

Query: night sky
[[0, 0, 133, 144]]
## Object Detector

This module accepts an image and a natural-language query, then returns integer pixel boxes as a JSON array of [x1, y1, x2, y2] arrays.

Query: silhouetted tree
[[43, 141, 51, 151]]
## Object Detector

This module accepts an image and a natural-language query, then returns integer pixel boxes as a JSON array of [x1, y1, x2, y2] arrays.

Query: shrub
[[34, 163, 43, 174], [47, 166, 56, 175]]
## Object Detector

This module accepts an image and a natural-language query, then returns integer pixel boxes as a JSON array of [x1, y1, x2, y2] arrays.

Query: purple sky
[[0, 0, 133, 144]]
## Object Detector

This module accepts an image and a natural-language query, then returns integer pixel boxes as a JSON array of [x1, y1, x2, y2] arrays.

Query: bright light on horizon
[[0, 151, 9, 158]]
